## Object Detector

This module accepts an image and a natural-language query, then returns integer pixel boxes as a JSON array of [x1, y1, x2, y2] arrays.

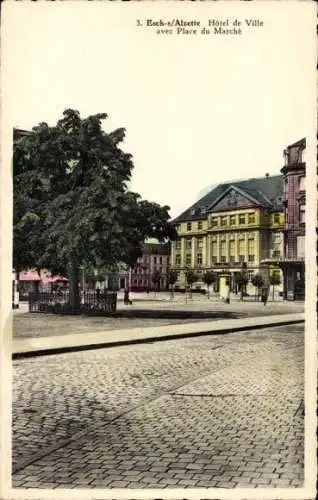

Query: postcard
[[1, 1, 317, 499]]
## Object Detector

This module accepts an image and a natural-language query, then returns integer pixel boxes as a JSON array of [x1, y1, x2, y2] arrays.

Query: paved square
[[12, 324, 304, 489]]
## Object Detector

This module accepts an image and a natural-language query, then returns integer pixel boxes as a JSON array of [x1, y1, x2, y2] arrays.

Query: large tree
[[13, 109, 176, 309]]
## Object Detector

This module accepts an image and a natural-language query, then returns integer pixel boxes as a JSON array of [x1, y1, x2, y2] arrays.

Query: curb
[[12, 318, 304, 360]]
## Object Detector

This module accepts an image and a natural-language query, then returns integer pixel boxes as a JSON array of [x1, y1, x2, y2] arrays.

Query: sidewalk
[[13, 312, 304, 358]]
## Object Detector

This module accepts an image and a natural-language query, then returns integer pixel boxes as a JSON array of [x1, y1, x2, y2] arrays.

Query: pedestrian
[[261, 286, 268, 306], [124, 288, 132, 305]]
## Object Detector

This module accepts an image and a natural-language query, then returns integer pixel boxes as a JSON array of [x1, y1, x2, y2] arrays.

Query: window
[[299, 176, 305, 191], [211, 217, 218, 227], [297, 236, 305, 259], [221, 216, 227, 226], [248, 213, 255, 224], [153, 257, 157, 264], [187, 222, 192, 231], [134, 279, 137, 284], [272, 250, 281, 258], [212, 256, 217, 263], [230, 215, 236, 225], [175, 239, 181, 250], [273, 213, 280, 224], [238, 239, 245, 255], [220, 256, 226, 263], [239, 214, 246, 225], [198, 221, 203, 230], [248, 255, 255, 262], [159, 257, 162, 264], [197, 253, 203, 265], [186, 239, 192, 249], [212, 241, 218, 257], [139, 279, 143, 285], [197, 237, 203, 248], [299, 204, 305, 224], [239, 255, 245, 262], [247, 238, 255, 255], [186, 254, 192, 265], [229, 255, 235, 263], [175, 254, 181, 266], [229, 240, 235, 257], [220, 241, 226, 257]]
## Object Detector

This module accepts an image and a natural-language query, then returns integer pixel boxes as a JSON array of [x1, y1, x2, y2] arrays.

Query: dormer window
[[187, 222, 192, 231]]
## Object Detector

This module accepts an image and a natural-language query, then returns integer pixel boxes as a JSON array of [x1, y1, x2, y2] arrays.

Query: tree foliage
[[202, 271, 216, 298], [251, 274, 264, 289], [13, 109, 176, 307]]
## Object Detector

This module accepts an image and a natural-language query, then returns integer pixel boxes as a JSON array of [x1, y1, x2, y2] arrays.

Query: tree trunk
[[69, 263, 80, 313], [207, 285, 210, 299], [272, 285, 275, 301]]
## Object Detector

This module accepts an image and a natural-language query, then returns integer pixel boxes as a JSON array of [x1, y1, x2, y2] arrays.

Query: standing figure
[[261, 286, 268, 306], [124, 288, 132, 305]]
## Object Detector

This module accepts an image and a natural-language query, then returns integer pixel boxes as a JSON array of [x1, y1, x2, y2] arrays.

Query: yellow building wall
[[171, 209, 285, 288]]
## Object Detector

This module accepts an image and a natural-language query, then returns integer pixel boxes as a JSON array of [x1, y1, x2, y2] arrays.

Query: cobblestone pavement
[[12, 324, 304, 489]]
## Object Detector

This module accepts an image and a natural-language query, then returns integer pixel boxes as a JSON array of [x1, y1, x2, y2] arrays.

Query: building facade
[[129, 242, 170, 292], [171, 175, 284, 295], [262, 139, 306, 300]]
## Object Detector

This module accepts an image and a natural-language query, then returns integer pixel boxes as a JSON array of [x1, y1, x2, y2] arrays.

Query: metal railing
[[28, 291, 117, 315]]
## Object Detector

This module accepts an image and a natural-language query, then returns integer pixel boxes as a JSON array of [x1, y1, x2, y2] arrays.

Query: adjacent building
[[129, 242, 170, 292], [171, 175, 285, 295], [262, 139, 306, 300]]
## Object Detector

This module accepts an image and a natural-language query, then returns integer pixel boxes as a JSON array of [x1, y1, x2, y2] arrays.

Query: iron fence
[[28, 291, 117, 315]]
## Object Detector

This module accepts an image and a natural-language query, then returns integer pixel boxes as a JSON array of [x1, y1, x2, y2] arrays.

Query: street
[[12, 323, 304, 489]]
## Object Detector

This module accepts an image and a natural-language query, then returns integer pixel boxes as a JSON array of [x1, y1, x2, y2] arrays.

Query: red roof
[[19, 271, 41, 281], [19, 270, 68, 283]]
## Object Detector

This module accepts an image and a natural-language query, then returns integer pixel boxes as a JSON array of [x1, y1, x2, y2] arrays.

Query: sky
[[2, 1, 316, 220]]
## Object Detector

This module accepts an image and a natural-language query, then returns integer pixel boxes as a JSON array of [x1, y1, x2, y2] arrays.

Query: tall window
[[247, 238, 255, 256], [186, 239, 192, 250], [229, 240, 235, 258], [212, 241, 218, 257], [221, 216, 227, 226], [211, 217, 218, 227], [230, 215, 236, 225], [198, 221, 203, 230], [299, 204, 305, 224], [187, 222, 192, 231], [220, 241, 226, 260], [175, 239, 181, 250], [197, 237, 203, 249], [153, 257, 157, 264], [299, 176, 305, 191], [159, 257, 162, 264], [197, 253, 203, 265], [186, 254, 192, 265], [175, 254, 181, 266], [238, 238, 245, 256]]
